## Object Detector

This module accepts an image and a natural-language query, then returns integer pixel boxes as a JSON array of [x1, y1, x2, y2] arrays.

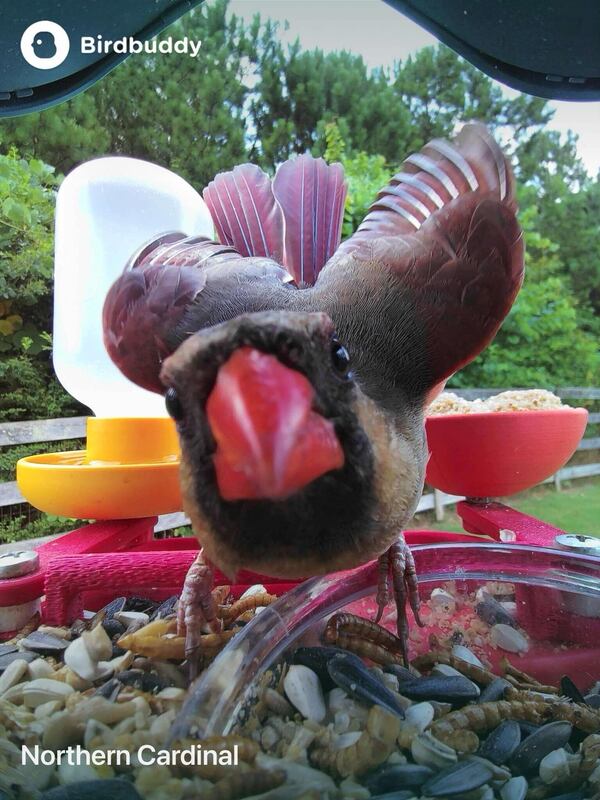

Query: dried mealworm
[[431, 700, 541, 750], [501, 656, 542, 686], [7, 612, 40, 644], [202, 768, 286, 800], [514, 681, 559, 694], [311, 706, 400, 778], [324, 612, 405, 654], [433, 729, 479, 753], [118, 619, 185, 660], [412, 651, 497, 686], [118, 619, 235, 660], [432, 698, 600, 749], [502, 659, 558, 694], [220, 593, 277, 622], [263, 687, 294, 717], [233, 610, 256, 625], [198, 630, 237, 649], [172, 735, 259, 781], [325, 632, 404, 666], [212, 585, 232, 606], [312, 724, 397, 777]]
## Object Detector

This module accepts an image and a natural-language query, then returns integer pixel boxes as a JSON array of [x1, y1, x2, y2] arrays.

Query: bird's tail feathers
[[203, 164, 284, 263], [272, 155, 347, 286], [203, 156, 347, 286]]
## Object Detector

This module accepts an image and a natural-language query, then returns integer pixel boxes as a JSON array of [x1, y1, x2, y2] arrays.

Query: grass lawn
[[409, 477, 600, 535]]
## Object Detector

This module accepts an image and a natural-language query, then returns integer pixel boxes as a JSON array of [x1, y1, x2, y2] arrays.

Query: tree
[[538, 178, 600, 325], [393, 46, 552, 149], [0, 150, 79, 420], [0, 92, 110, 176], [92, 0, 254, 188], [451, 208, 599, 388], [248, 36, 414, 169], [323, 122, 391, 238]]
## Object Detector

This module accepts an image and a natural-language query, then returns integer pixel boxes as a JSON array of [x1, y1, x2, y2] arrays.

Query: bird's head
[[159, 311, 416, 578]]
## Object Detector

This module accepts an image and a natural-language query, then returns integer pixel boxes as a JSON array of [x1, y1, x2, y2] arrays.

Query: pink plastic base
[[457, 499, 564, 547], [0, 501, 576, 633]]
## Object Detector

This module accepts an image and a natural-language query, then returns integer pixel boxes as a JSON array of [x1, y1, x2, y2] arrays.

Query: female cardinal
[[103, 123, 524, 672]]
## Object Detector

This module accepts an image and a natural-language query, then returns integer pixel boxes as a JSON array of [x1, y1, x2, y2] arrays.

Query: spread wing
[[327, 123, 524, 397], [102, 233, 291, 393]]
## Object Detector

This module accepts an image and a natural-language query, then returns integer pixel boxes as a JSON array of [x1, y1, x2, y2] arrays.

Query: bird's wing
[[337, 122, 516, 248], [328, 123, 524, 397], [203, 156, 347, 287], [102, 233, 291, 393]]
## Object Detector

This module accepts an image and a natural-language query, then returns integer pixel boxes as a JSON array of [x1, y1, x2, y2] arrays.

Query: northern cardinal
[[103, 123, 524, 671]]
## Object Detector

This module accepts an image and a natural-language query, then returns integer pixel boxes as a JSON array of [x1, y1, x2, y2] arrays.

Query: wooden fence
[[0, 387, 598, 531]]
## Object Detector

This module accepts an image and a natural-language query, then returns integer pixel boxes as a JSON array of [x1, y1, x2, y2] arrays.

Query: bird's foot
[[177, 552, 222, 681], [374, 535, 423, 665]]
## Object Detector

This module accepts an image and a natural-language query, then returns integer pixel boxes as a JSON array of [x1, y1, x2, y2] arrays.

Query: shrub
[[0, 149, 80, 421]]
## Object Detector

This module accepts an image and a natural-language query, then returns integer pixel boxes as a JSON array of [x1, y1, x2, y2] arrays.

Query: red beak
[[205, 347, 344, 501]]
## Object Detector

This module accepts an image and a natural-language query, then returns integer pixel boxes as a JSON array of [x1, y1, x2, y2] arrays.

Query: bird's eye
[[165, 387, 184, 420], [331, 338, 351, 376]]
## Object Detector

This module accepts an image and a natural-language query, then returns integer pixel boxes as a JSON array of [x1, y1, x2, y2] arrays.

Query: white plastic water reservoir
[[53, 157, 214, 417]]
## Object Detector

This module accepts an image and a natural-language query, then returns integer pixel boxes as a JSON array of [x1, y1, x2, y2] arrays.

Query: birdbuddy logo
[[20, 21, 70, 70], [20, 20, 202, 69]]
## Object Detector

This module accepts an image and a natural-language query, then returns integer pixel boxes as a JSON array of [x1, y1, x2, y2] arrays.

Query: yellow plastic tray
[[16, 418, 183, 520]]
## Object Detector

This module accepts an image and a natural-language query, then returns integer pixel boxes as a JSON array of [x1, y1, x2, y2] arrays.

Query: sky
[[228, 0, 600, 176]]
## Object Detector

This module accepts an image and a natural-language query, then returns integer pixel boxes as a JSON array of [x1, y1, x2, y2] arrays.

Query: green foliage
[[0, 150, 80, 421], [0, 150, 55, 313], [248, 29, 413, 170], [323, 122, 391, 238], [394, 46, 551, 147], [520, 166, 600, 325], [452, 208, 600, 388], [0, 93, 110, 176], [91, 0, 253, 188], [0, 512, 81, 544], [340, 150, 391, 238]]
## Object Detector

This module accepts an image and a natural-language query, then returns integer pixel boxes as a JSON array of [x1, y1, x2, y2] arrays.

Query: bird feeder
[[424, 407, 588, 538], [16, 157, 214, 519]]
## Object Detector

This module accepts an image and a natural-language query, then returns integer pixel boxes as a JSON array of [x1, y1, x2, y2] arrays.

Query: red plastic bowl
[[425, 407, 588, 497]]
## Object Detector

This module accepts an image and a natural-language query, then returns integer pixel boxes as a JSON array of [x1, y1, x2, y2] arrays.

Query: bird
[[103, 122, 524, 673]]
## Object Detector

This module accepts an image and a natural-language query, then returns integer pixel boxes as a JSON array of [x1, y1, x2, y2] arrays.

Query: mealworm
[[201, 768, 286, 800], [220, 593, 277, 622], [324, 612, 404, 654], [324, 631, 404, 666]]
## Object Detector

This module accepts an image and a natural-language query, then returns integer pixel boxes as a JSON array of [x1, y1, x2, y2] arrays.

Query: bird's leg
[[390, 535, 423, 664], [177, 551, 222, 680], [374, 549, 390, 624], [375, 534, 423, 665]]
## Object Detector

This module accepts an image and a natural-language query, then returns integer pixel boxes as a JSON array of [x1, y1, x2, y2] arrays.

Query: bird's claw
[[374, 536, 423, 665], [374, 549, 390, 625], [177, 554, 222, 681]]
